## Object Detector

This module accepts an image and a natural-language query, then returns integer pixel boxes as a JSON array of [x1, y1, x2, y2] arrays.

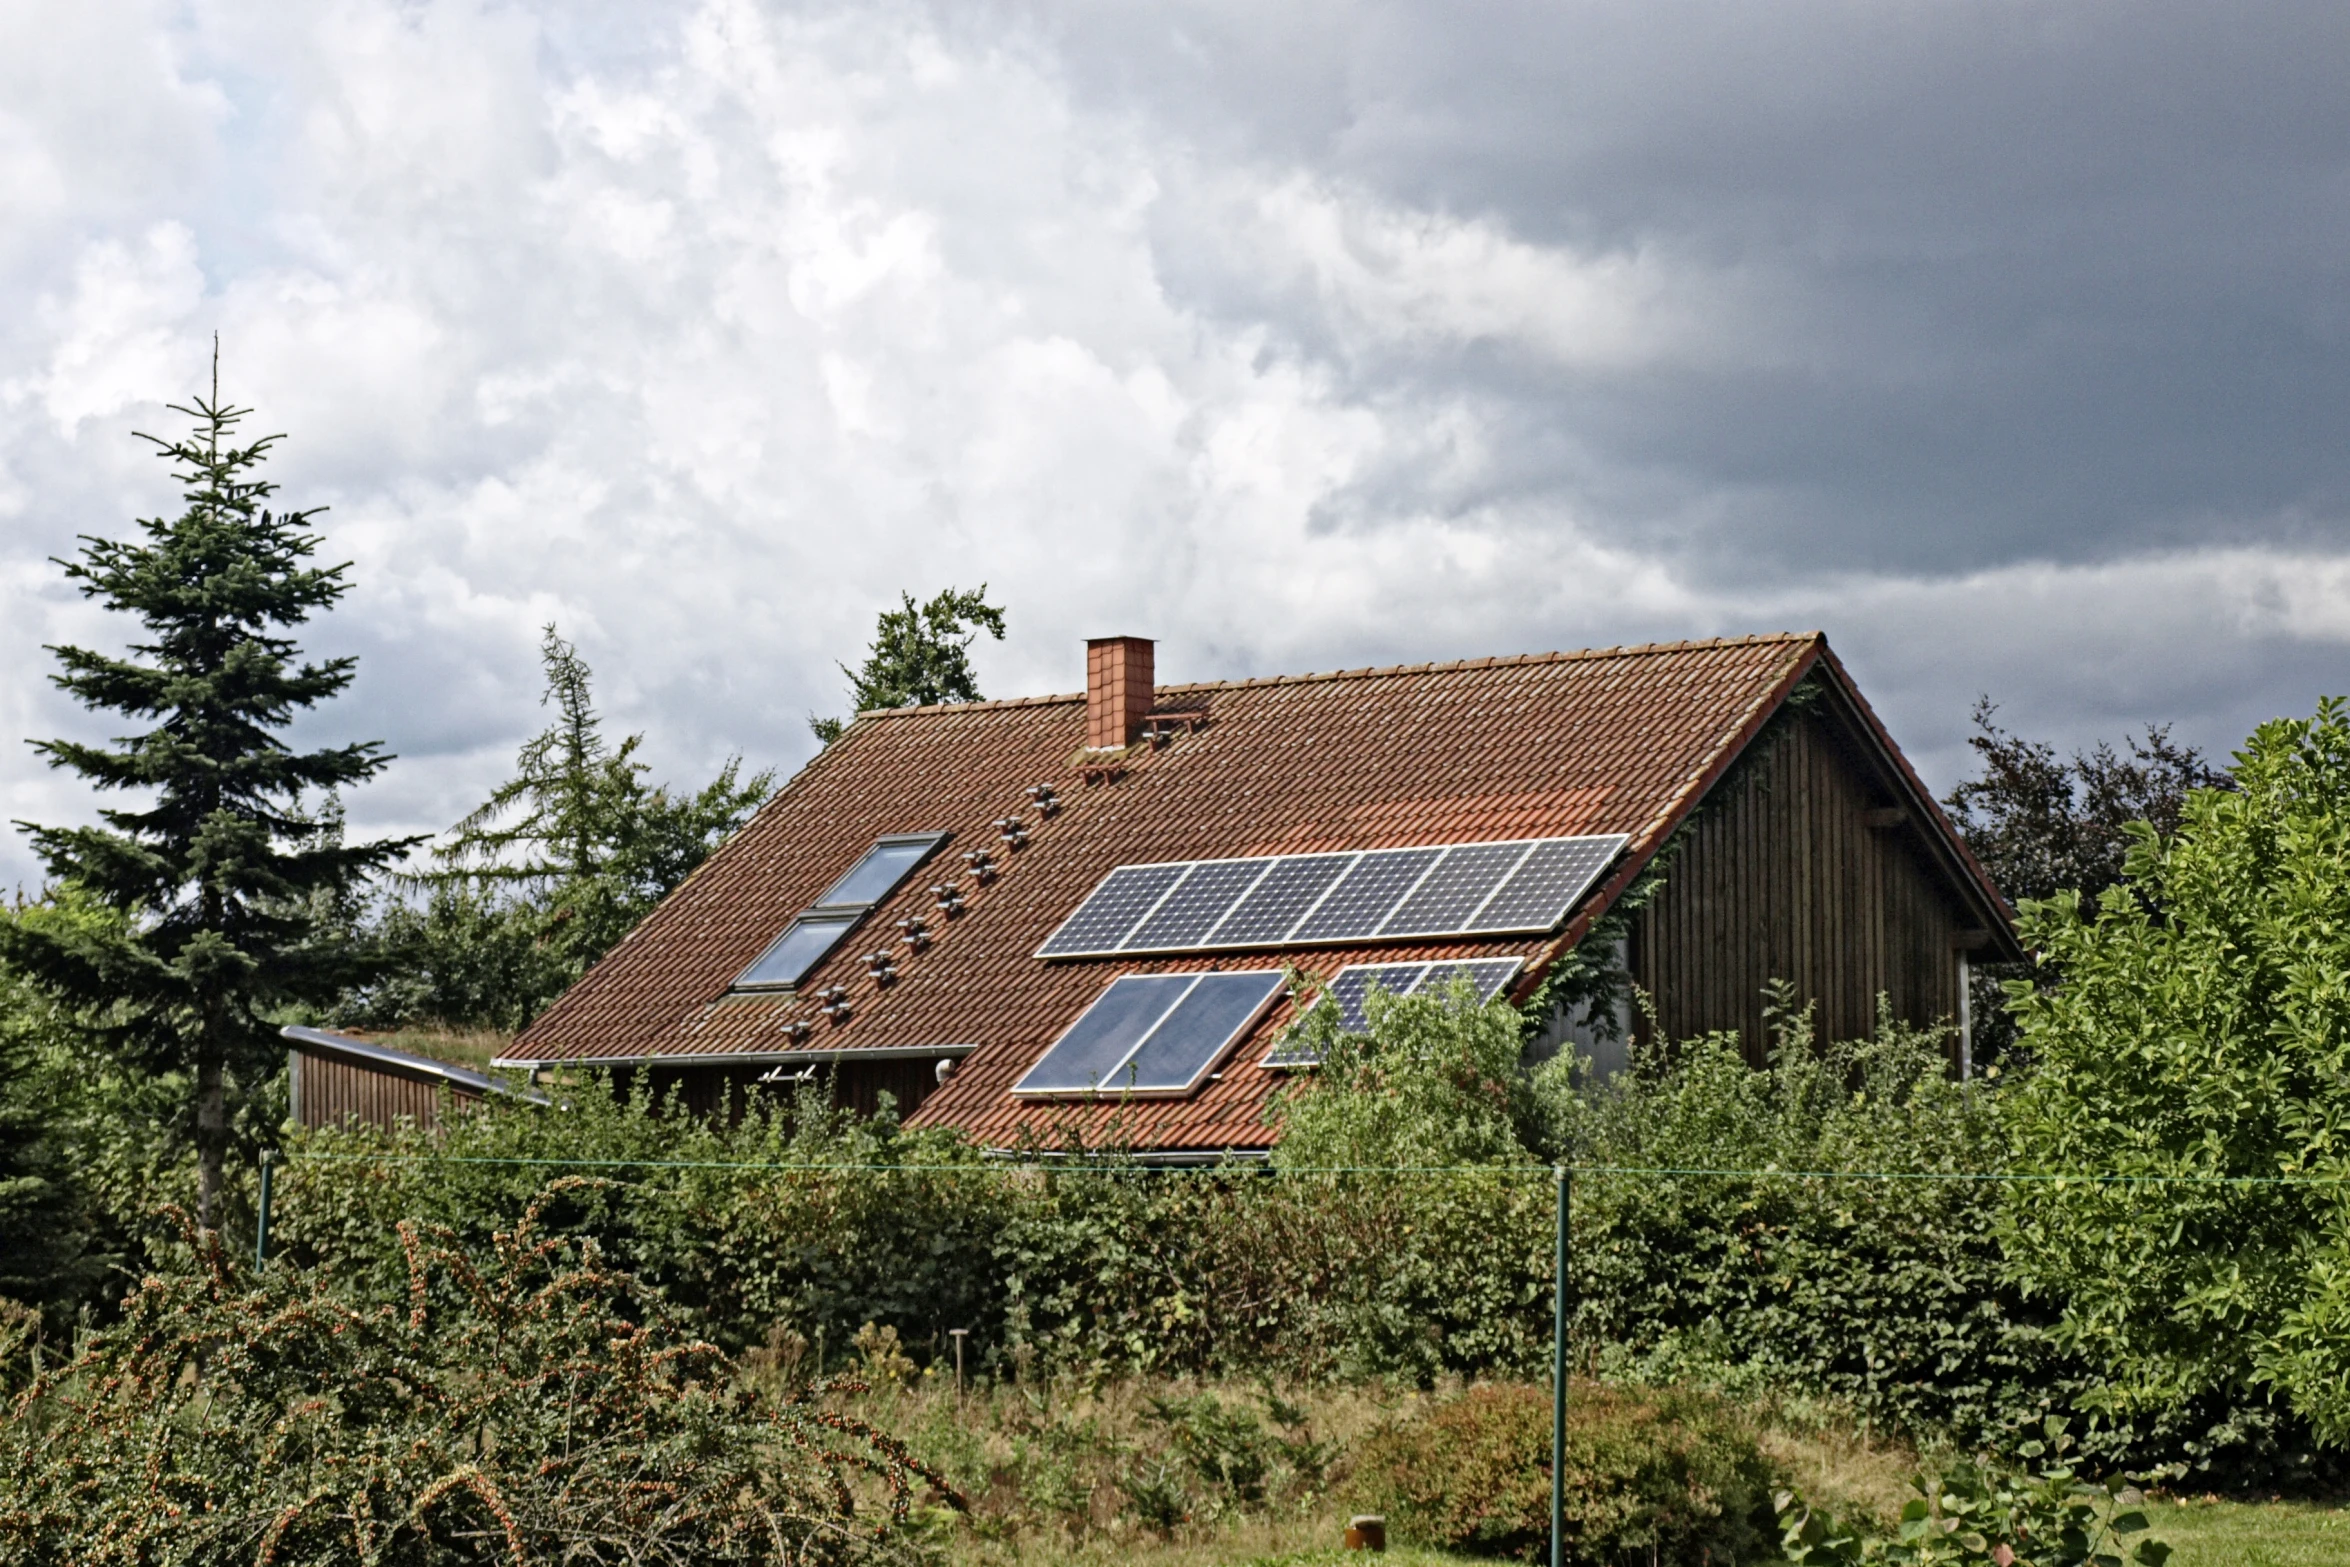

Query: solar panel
[[1380, 841, 1535, 936], [1122, 971, 1286, 1092], [1013, 970, 1283, 1098], [1123, 859, 1274, 951], [1203, 853, 1353, 946], [1035, 862, 1189, 957], [1465, 835, 1628, 932], [1036, 835, 1628, 958], [1323, 963, 1430, 1033], [1263, 956, 1525, 1068], [1011, 974, 1196, 1095], [1415, 957, 1526, 1004], [1290, 847, 1445, 942]]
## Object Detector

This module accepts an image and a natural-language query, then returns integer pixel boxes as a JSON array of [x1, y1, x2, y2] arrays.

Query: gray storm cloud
[[3, 0, 2346, 885]]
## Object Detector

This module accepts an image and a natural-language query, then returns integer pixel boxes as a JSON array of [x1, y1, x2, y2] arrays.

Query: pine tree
[[2, 361, 414, 1227], [809, 586, 1006, 743]]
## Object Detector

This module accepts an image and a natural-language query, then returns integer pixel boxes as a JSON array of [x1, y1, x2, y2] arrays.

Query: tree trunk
[[196, 1053, 225, 1231]]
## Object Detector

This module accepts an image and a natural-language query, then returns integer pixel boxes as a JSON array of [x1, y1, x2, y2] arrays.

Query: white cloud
[[2, 0, 2346, 887]]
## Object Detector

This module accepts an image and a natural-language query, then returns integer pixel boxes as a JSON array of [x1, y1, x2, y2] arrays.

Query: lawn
[[2151, 1495, 2350, 1567]]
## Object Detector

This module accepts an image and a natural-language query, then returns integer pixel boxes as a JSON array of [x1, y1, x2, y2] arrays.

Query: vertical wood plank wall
[[293, 1050, 481, 1130], [1629, 702, 1968, 1065]]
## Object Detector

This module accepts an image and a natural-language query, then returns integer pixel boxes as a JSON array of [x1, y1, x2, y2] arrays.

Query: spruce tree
[[3, 364, 414, 1227]]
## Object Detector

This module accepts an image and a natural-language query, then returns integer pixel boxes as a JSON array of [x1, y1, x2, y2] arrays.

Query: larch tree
[[2, 366, 413, 1227]]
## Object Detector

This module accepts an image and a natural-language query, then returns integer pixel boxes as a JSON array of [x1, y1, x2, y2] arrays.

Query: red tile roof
[[508, 633, 1985, 1150]]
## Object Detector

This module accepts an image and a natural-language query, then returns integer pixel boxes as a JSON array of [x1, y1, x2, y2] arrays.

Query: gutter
[[490, 1042, 981, 1072]]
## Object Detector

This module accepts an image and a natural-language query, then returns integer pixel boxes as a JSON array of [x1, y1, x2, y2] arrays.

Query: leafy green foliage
[[2, 381, 414, 1224], [2001, 698, 2350, 1455], [1776, 1423, 2173, 1566], [1558, 996, 2073, 1450], [1272, 977, 1548, 1170], [1350, 1381, 1778, 1564], [810, 586, 1006, 744], [1943, 699, 2230, 1063], [351, 626, 773, 1031], [0, 1180, 955, 1565], [0, 914, 96, 1319]]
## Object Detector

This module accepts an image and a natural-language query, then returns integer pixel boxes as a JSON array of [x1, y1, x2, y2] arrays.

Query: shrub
[[1349, 1381, 1778, 1563], [0, 1181, 955, 1565], [1775, 1422, 2174, 1565]]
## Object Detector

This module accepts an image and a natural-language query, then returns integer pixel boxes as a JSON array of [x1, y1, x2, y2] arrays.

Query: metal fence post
[[255, 1149, 274, 1269], [1552, 1163, 1569, 1567]]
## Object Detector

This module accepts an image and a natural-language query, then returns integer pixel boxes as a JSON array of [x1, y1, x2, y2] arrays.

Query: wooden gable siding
[[291, 1049, 481, 1130], [1628, 697, 1969, 1065]]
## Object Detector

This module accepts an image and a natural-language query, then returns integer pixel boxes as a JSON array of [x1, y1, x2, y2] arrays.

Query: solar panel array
[[1012, 971, 1287, 1099], [1261, 958, 1524, 1069], [1035, 834, 1627, 958]]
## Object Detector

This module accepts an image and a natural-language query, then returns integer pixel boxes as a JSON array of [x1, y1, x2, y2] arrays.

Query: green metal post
[[1552, 1164, 1569, 1567], [255, 1149, 274, 1269]]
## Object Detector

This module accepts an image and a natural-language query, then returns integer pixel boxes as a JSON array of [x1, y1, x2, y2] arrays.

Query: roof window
[[1012, 970, 1284, 1099], [732, 833, 949, 993]]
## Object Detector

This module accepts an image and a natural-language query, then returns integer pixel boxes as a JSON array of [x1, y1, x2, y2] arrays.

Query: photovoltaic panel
[[1123, 971, 1286, 1092], [1415, 958, 1526, 1005], [1011, 974, 1196, 1095], [1123, 859, 1274, 951], [1379, 841, 1536, 936], [1289, 847, 1444, 942], [1465, 834, 1628, 933], [1263, 956, 1525, 1068], [1036, 835, 1629, 959], [1321, 963, 1429, 1035], [1036, 863, 1189, 957], [1205, 854, 1353, 946]]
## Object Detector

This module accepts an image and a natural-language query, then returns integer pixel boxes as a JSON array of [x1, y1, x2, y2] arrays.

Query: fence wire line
[[273, 1149, 2350, 1187]]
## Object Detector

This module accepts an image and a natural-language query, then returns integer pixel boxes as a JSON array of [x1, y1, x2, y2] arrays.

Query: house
[[493, 632, 2018, 1159], [282, 1025, 548, 1130]]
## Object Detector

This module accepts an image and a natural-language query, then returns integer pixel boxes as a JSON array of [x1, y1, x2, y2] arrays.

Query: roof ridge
[[857, 632, 1825, 720]]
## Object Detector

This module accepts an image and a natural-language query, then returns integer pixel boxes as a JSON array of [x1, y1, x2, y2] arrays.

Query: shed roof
[[506, 633, 2010, 1150]]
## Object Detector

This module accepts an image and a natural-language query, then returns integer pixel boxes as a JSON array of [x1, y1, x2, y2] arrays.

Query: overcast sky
[[6, 0, 2348, 884]]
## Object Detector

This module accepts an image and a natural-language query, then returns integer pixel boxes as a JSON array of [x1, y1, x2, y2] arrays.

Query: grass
[[827, 1370, 2343, 1567], [2150, 1494, 2350, 1567], [367, 1026, 512, 1072]]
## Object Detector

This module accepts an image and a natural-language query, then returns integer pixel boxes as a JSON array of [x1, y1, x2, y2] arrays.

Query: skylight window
[[1012, 971, 1286, 1099], [730, 832, 949, 994]]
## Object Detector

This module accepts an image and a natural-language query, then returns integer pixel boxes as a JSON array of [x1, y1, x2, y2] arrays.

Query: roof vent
[[995, 815, 1029, 848], [1085, 636, 1155, 749], [931, 883, 965, 915], [898, 915, 932, 949], [963, 848, 997, 882], [1027, 783, 1060, 816]]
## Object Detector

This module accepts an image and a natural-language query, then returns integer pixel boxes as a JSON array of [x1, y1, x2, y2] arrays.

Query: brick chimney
[[1085, 636, 1155, 750]]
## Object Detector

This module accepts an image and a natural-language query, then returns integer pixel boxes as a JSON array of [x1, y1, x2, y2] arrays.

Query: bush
[[1349, 1381, 1778, 1563], [1562, 1000, 2074, 1452], [1775, 1421, 2174, 1565], [0, 1181, 954, 1565]]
